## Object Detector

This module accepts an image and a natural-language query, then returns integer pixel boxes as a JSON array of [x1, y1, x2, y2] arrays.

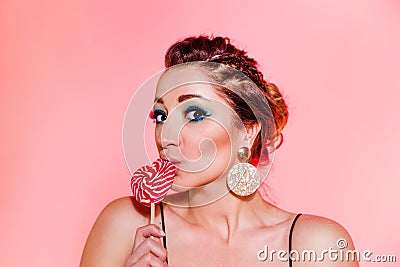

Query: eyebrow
[[154, 94, 208, 104]]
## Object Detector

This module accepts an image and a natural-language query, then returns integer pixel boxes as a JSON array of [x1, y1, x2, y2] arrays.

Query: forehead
[[155, 66, 224, 103]]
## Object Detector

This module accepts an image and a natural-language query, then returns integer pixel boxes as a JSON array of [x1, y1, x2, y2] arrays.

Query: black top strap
[[159, 202, 168, 263], [160, 204, 301, 266], [288, 213, 302, 267]]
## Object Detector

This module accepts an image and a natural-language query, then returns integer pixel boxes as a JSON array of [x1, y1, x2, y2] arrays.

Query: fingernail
[[160, 229, 166, 236]]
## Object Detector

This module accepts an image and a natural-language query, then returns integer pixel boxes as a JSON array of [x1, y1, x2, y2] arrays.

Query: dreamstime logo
[[257, 238, 397, 263], [336, 238, 348, 249], [122, 61, 277, 207]]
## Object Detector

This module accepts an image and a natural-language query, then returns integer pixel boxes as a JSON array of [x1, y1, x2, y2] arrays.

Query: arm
[[291, 214, 359, 267], [79, 197, 148, 267]]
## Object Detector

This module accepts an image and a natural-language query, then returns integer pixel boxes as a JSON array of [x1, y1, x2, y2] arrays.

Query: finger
[[133, 224, 165, 250], [125, 252, 166, 267], [130, 237, 168, 263]]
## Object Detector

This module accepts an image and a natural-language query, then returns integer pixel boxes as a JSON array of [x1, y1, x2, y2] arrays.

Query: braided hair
[[164, 35, 288, 165]]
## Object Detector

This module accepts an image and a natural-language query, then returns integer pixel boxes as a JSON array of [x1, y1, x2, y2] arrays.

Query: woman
[[80, 35, 359, 266]]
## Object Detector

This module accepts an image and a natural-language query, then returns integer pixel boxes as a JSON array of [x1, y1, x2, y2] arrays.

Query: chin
[[171, 173, 204, 188]]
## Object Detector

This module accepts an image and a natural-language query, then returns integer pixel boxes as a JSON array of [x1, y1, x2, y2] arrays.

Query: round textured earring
[[227, 147, 261, 196]]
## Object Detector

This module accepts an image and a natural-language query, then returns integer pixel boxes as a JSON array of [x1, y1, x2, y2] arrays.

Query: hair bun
[[165, 35, 289, 152]]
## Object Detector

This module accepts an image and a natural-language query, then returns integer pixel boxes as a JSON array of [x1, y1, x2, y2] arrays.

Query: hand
[[124, 224, 168, 267]]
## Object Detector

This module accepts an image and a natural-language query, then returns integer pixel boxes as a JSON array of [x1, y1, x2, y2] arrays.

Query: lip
[[160, 152, 181, 164], [169, 161, 181, 167]]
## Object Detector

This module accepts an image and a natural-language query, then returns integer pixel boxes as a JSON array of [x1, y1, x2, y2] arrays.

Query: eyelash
[[149, 109, 167, 125], [149, 105, 211, 125], [185, 105, 212, 122]]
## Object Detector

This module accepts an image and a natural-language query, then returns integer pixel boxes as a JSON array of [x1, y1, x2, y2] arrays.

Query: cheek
[[154, 127, 162, 150], [175, 121, 234, 187], [180, 120, 233, 170]]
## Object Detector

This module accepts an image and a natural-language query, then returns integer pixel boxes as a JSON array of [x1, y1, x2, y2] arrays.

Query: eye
[[184, 105, 211, 123], [149, 109, 167, 124]]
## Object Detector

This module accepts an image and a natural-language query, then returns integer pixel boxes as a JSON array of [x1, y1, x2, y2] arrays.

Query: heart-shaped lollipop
[[131, 158, 177, 207]]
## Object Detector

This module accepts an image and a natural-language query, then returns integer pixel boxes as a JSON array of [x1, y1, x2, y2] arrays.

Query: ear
[[243, 122, 261, 148]]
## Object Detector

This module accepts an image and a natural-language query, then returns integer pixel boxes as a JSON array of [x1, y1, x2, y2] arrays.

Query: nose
[[159, 115, 181, 148]]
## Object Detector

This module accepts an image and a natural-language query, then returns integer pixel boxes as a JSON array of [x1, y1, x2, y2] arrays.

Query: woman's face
[[152, 66, 247, 188]]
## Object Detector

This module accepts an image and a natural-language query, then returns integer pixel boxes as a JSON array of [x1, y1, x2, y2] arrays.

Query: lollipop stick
[[150, 202, 155, 224]]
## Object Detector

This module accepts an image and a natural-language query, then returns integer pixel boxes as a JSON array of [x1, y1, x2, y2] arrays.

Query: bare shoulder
[[293, 214, 351, 237], [80, 196, 149, 267], [291, 214, 359, 266], [93, 196, 149, 226]]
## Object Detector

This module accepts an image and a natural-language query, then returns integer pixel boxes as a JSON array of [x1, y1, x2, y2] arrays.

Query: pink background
[[1, 0, 399, 266]]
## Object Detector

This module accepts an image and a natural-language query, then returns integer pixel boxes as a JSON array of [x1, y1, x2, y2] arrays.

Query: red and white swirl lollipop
[[131, 158, 177, 223]]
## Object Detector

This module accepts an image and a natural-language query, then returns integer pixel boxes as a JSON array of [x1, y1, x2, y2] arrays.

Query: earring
[[227, 147, 261, 196]]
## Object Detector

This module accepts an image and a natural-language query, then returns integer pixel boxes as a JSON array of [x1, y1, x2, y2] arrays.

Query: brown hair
[[164, 35, 288, 166]]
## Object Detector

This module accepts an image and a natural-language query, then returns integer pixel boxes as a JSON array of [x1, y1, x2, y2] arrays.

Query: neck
[[163, 173, 282, 243], [185, 190, 274, 243]]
